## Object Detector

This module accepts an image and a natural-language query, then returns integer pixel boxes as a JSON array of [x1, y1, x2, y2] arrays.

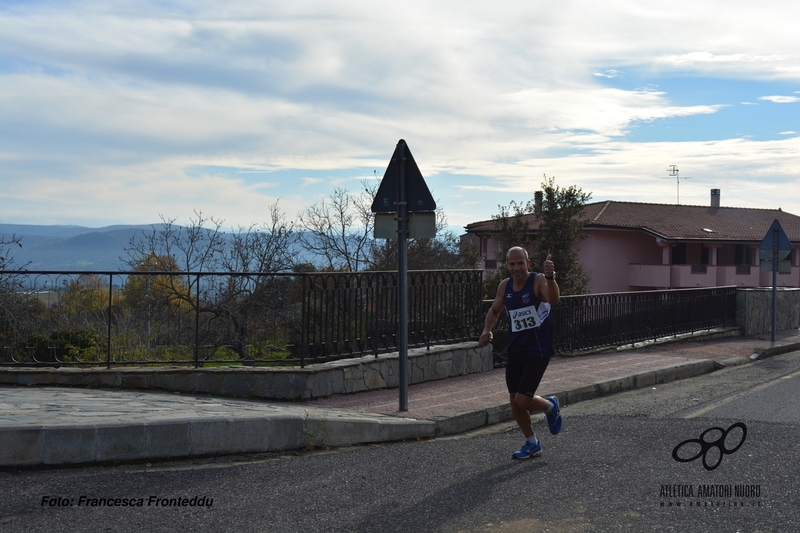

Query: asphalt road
[[2, 351, 799, 533]]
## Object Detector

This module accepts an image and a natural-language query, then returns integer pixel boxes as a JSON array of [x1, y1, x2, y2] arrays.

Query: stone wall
[[736, 288, 800, 336], [0, 342, 492, 401]]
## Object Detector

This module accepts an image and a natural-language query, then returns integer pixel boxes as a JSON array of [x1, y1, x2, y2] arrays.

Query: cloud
[[593, 69, 622, 79], [2, 0, 800, 228], [759, 95, 800, 103]]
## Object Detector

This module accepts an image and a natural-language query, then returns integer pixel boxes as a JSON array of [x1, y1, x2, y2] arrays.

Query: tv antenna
[[662, 165, 691, 204]]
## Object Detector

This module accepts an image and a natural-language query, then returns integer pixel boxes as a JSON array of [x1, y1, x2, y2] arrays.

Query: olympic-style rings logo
[[672, 422, 748, 471]]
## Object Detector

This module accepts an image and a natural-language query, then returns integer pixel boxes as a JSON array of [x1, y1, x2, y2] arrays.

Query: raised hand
[[543, 254, 555, 278]]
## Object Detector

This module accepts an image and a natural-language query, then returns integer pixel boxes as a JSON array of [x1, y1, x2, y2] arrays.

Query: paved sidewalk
[[1, 329, 799, 468], [311, 328, 800, 418]]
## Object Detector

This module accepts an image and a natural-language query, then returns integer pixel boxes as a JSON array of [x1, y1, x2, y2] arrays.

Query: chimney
[[534, 191, 543, 215], [710, 188, 720, 208]]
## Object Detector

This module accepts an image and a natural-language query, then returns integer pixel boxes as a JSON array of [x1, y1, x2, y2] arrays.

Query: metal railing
[[489, 286, 737, 361], [0, 269, 484, 368], [298, 270, 483, 361]]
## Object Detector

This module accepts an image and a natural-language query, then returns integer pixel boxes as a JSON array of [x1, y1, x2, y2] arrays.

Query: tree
[[533, 176, 592, 295], [122, 253, 187, 311], [1, 234, 36, 361], [127, 211, 228, 274], [490, 200, 537, 271], [370, 208, 480, 270], [124, 202, 297, 363], [489, 176, 591, 295], [0, 233, 28, 272], [296, 181, 377, 272]]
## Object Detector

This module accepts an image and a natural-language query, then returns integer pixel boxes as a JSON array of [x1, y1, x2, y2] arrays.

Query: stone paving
[[0, 388, 342, 427]]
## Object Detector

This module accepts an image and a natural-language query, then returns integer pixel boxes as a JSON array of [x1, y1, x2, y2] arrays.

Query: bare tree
[[1, 234, 35, 363], [127, 210, 227, 274], [297, 181, 377, 271], [124, 203, 297, 363], [222, 205, 296, 274], [370, 207, 480, 270], [0, 233, 25, 271]]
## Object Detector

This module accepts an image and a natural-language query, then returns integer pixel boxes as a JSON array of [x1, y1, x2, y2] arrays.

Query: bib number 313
[[509, 305, 541, 332]]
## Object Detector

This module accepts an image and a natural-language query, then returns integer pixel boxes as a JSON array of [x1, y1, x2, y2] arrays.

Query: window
[[672, 243, 686, 265], [735, 244, 751, 266]]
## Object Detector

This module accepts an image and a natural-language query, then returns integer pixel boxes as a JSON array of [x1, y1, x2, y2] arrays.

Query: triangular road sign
[[371, 139, 437, 213], [759, 219, 793, 273], [760, 219, 792, 254]]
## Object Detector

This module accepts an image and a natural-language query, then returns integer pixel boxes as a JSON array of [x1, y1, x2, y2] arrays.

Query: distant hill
[[0, 224, 155, 271], [0, 223, 314, 272]]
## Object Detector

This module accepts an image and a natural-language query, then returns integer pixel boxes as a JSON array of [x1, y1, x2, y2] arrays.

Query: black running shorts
[[505, 352, 550, 397]]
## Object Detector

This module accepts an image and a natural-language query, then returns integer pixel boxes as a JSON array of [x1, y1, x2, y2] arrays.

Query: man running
[[478, 246, 563, 459]]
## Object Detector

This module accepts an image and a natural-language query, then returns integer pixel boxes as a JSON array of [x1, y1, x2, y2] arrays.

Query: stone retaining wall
[[736, 288, 800, 336], [0, 342, 491, 401]]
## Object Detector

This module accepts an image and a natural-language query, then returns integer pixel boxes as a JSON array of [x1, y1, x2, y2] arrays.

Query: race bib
[[509, 305, 542, 332]]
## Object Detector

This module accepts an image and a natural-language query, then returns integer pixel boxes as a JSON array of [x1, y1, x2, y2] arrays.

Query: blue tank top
[[504, 272, 555, 357]]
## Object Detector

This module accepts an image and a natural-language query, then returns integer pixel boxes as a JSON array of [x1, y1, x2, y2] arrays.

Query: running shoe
[[512, 438, 542, 459], [546, 396, 563, 435]]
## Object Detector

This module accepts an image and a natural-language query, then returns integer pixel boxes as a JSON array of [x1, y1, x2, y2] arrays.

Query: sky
[[1, 0, 799, 234]]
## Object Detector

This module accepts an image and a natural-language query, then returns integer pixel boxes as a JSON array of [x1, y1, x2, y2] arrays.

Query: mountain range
[[1, 224, 321, 272], [0, 224, 155, 271]]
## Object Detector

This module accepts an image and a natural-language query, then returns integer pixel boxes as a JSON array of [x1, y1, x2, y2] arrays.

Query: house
[[461, 189, 800, 293]]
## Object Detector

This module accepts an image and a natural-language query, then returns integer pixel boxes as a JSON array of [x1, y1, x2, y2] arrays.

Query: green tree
[[488, 175, 591, 295], [122, 253, 188, 311], [489, 199, 537, 278], [533, 176, 592, 295]]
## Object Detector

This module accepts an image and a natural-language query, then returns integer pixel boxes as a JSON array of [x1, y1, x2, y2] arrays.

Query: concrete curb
[[751, 341, 800, 360], [430, 359, 724, 437], [0, 411, 436, 468]]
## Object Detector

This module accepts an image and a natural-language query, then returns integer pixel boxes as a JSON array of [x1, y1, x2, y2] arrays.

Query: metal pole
[[107, 273, 113, 369], [195, 273, 201, 368], [771, 229, 778, 343], [397, 141, 409, 412]]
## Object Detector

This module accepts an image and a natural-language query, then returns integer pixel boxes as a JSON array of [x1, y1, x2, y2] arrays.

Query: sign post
[[759, 219, 792, 343], [371, 140, 436, 411]]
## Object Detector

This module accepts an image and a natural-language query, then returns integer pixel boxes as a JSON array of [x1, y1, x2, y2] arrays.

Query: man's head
[[505, 246, 530, 282]]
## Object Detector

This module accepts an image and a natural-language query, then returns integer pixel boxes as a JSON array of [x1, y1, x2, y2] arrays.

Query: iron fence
[[298, 270, 483, 361], [490, 286, 738, 362], [0, 269, 483, 368]]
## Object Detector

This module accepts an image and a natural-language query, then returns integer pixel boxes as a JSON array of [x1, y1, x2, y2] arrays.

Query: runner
[[478, 246, 563, 458]]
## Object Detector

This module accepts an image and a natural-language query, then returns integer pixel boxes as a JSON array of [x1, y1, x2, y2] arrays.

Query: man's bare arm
[[478, 279, 508, 347], [535, 253, 560, 305]]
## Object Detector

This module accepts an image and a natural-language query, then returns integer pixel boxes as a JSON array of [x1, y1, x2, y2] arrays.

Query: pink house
[[461, 189, 800, 293]]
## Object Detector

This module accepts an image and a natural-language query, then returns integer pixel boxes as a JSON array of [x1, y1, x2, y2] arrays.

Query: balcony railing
[[627, 263, 793, 289]]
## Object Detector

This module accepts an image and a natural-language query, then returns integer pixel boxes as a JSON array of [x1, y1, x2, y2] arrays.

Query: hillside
[[0, 224, 153, 271], [1, 224, 313, 272]]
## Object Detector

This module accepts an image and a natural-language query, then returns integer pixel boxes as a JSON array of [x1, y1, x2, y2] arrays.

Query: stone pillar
[[707, 244, 720, 266], [749, 245, 759, 266], [658, 241, 671, 265], [736, 288, 800, 335]]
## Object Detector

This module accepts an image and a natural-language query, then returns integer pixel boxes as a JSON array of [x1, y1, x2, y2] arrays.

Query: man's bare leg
[[509, 393, 551, 438]]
